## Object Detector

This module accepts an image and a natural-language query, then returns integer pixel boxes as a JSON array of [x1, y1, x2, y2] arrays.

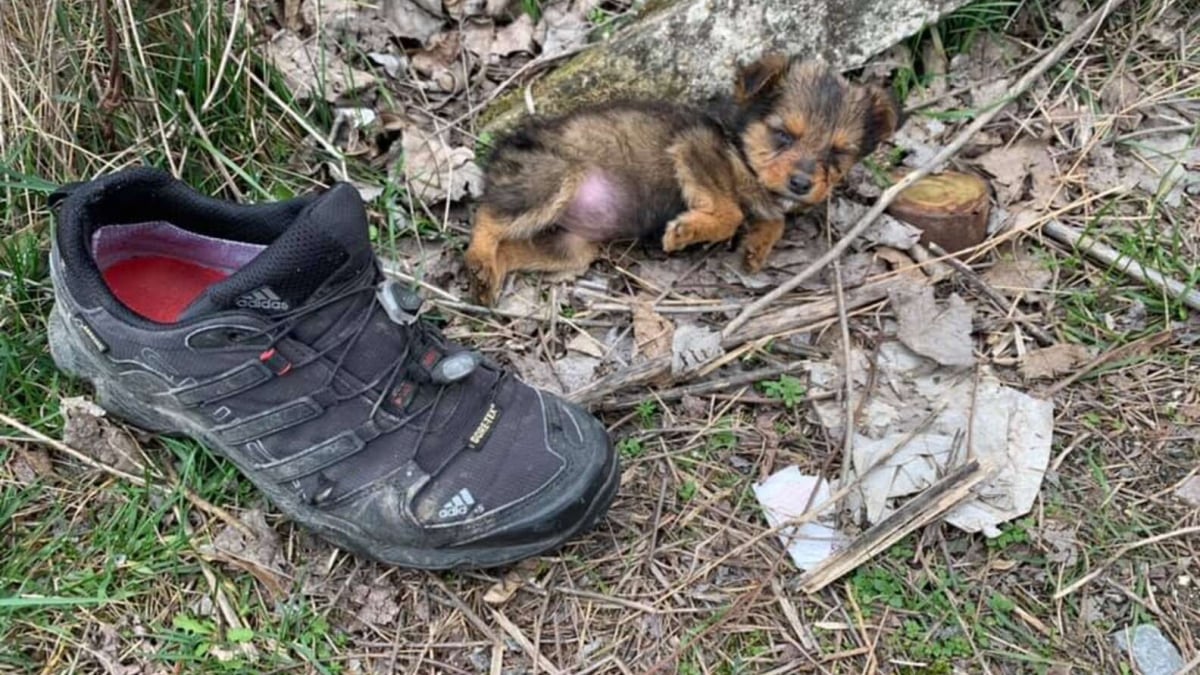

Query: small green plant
[[987, 517, 1032, 550], [617, 437, 645, 460], [635, 400, 658, 427], [705, 416, 738, 454], [520, 0, 541, 21], [677, 480, 697, 502], [758, 375, 806, 409]]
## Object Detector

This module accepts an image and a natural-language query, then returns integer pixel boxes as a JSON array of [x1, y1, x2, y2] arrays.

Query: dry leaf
[[890, 284, 975, 367], [671, 323, 724, 375], [874, 247, 926, 282], [381, 0, 444, 43], [1128, 133, 1200, 208], [264, 31, 376, 102], [367, 51, 408, 78], [492, 14, 536, 57], [1040, 520, 1079, 565], [831, 198, 921, 250], [1053, 0, 1084, 31], [974, 140, 1057, 207], [461, 14, 535, 62], [982, 255, 1052, 300], [483, 568, 525, 606], [1019, 343, 1092, 380], [566, 332, 606, 358], [411, 31, 468, 92], [445, 0, 488, 20], [460, 19, 496, 57], [61, 396, 143, 474], [350, 583, 401, 624], [401, 126, 484, 204], [632, 301, 674, 362], [534, 0, 599, 58], [554, 355, 599, 392], [1100, 73, 1142, 131], [8, 444, 55, 485], [1174, 476, 1200, 507], [512, 353, 562, 393]]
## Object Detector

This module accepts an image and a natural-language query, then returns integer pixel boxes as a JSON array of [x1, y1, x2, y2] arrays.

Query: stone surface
[[1111, 625, 1185, 675], [482, 0, 971, 130]]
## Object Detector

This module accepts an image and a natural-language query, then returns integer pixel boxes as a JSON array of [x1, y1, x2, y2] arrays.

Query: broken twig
[[799, 460, 989, 594], [724, 0, 1129, 336], [595, 361, 807, 410], [570, 280, 891, 406], [924, 241, 1056, 346], [1040, 328, 1175, 398], [1042, 220, 1200, 312]]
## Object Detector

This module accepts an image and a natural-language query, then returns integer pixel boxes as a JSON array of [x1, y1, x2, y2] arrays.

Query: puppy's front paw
[[465, 252, 503, 307], [661, 216, 693, 252], [742, 244, 770, 273]]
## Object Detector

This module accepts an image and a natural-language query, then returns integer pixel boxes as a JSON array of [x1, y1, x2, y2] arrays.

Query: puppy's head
[[734, 54, 901, 207]]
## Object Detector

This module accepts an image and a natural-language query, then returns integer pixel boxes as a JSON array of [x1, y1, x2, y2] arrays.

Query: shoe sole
[[49, 301, 619, 570]]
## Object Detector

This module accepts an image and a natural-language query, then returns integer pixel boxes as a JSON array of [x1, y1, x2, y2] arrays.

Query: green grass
[[0, 2, 358, 671], [891, 0, 1024, 102]]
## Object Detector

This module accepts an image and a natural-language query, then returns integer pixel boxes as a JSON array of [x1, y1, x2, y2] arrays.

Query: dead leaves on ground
[[1018, 343, 1093, 380], [270, 0, 602, 106], [61, 396, 145, 475], [401, 125, 484, 203]]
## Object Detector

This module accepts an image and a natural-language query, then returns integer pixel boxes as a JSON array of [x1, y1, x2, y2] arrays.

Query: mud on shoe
[[46, 167, 618, 569]]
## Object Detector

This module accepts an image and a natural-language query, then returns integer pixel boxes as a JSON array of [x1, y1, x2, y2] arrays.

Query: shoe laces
[[233, 264, 486, 440]]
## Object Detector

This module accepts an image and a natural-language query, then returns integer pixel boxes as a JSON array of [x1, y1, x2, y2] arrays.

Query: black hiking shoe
[[46, 167, 618, 569]]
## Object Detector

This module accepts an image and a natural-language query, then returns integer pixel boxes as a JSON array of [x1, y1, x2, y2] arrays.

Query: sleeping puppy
[[464, 54, 901, 305]]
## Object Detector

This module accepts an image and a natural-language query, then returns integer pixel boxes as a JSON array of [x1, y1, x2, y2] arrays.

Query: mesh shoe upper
[[48, 167, 616, 564]]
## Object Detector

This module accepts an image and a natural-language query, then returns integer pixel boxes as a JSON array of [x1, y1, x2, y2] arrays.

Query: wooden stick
[[724, 0, 1129, 337], [595, 361, 807, 410], [799, 460, 989, 594], [833, 262, 857, 492], [1042, 220, 1200, 312], [0, 411, 253, 538], [1053, 525, 1200, 600], [569, 280, 891, 406], [923, 241, 1057, 346], [1040, 328, 1176, 398]]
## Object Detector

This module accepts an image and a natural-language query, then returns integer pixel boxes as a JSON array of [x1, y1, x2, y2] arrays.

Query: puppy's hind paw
[[465, 255, 503, 307]]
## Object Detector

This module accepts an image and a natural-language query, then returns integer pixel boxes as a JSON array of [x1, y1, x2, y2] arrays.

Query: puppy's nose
[[788, 174, 812, 195]]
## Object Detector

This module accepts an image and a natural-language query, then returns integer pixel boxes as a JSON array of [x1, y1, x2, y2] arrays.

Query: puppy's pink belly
[[560, 171, 640, 241]]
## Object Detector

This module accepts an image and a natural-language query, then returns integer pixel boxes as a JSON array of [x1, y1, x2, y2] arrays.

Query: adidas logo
[[437, 488, 477, 520], [235, 287, 290, 311]]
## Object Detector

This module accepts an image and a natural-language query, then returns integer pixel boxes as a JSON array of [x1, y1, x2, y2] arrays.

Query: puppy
[[464, 54, 901, 305]]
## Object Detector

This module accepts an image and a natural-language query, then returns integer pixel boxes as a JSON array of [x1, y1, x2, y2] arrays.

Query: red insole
[[102, 256, 229, 323]]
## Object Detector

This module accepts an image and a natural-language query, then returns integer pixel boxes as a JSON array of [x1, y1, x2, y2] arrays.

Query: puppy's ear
[[736, 53, 789, 103], [861, 84, 902, 155]]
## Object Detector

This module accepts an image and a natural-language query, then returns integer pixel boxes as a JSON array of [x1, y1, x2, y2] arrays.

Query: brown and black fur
[[465, 54, 901, 305]]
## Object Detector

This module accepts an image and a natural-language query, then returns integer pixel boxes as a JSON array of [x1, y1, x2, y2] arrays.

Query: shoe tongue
[[179, 183, 373, 320]]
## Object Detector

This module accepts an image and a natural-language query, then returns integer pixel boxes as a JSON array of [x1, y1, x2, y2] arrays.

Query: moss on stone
[[479, 50, 687, 134]]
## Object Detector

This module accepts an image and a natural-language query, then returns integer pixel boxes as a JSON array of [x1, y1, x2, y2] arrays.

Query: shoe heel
[[49, 303, 178, 435]]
